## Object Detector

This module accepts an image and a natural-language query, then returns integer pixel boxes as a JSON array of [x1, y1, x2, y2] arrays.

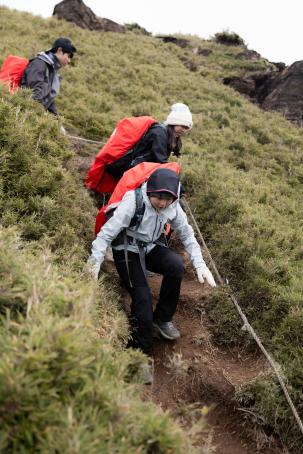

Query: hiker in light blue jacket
[[88, 168, 216, 361]]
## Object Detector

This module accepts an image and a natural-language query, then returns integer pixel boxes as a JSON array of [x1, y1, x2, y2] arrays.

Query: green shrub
[[236, 375, 303, 451], [213, 31, 245, 46], [0, 228, 195, 452], [124, 23, 151, 35], [0, 90, 96, 261]]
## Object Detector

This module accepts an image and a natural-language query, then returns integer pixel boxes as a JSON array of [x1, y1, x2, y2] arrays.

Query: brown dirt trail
[[117, 248, 285, 453], [139, 244, 284, 453], [74, 142, 285, 453], [147, 268, 285, 452]]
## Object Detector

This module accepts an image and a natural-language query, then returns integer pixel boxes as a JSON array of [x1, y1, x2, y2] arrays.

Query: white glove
[[196, 265, 216, 287], [60, 125, 66, 135], [87, 259, 100, 281]]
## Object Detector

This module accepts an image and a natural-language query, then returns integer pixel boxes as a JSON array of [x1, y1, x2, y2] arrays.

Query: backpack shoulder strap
[[129, 187, 145, 228], [122, 187, 146, 288]]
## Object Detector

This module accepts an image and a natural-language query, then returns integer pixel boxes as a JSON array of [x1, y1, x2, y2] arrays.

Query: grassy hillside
[[0, 9, 206, 451], [1, 5, 303, 450], [0, 90, 200, 452]]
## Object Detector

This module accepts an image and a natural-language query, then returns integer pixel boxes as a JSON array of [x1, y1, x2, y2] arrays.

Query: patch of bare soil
[[73, 145, 285, 453], [120, 255, 285, 453], [68, 139, 96, 176]]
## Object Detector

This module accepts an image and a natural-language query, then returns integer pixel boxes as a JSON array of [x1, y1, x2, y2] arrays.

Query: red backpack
[[85, 116, 157, 194], [95, 161, 181, 235], [0, 55, 29, 93]]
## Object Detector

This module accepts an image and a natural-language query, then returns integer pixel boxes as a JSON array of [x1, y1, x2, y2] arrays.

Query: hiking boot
[[139, 363, 154, 385], [153, 320, 181, 340]]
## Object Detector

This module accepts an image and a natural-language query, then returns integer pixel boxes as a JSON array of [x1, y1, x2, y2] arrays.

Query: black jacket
[[21, 53, 60, 115], [106, 124, 170, 179]]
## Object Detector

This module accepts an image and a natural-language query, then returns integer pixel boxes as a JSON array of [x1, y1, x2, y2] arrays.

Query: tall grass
[[0, 84, 200, 451], [1, 4, 303, 449], [0, 227, 191, 453]]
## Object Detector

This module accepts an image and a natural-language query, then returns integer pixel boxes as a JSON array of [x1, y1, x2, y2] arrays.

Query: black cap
[[50, 38, 77, 57]]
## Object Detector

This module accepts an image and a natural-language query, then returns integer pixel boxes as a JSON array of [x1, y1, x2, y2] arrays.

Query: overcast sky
[[0, 0, 302, 65]]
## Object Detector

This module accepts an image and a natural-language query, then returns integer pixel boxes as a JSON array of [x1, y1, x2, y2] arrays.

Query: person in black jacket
[[106, 103, 193, 180], [21, 37, 76, 116]]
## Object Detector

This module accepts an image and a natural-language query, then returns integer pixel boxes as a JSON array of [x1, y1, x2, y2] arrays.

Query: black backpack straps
[[129, 187, 145, 228], [133, 187, 147, 278], [124, 187, 146, 287]]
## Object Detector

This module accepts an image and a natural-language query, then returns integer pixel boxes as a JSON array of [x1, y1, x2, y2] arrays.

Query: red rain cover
[[95, 161, 181, 235], [0, 55, 29, 93], [85, 116, 157, 194]]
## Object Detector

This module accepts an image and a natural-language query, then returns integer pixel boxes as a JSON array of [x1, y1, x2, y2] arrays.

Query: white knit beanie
[[164, 103, 193, 129]]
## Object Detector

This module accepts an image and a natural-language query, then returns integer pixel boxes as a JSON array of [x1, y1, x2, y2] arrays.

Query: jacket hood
[[146, 168, 180, 200], [37, 52, 61, 70]]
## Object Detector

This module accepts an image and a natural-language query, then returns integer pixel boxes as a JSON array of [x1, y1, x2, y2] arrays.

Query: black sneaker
[[153, 320, 181, 340]]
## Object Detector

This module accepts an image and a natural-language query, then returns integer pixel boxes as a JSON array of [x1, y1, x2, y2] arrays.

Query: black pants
[[113, 245, 184, 355]]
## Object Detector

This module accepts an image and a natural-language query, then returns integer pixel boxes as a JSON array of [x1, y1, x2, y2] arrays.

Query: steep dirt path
[[73, 142, 284, 453], [119, 246, 285, 453]]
